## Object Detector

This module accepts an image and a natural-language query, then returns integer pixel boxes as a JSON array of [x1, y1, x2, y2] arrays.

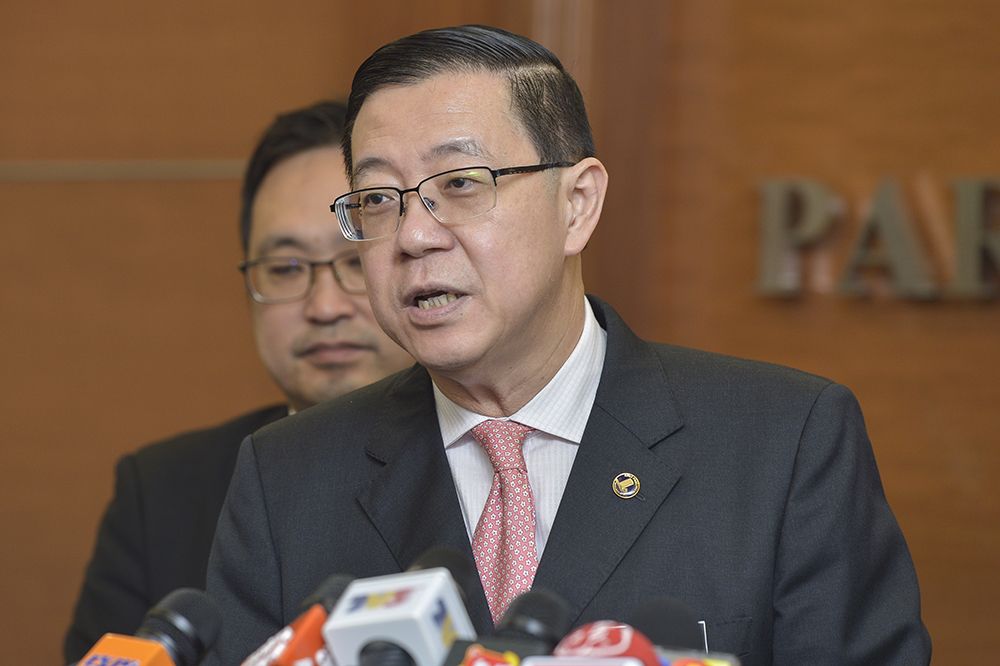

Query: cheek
[[477, 212, 564, 279], [359, 255, 396, 316], [368, 290, 401, 340], [356, 295, 395, 340], [251, 305, 298, 362], [354, 300, 380, 326]]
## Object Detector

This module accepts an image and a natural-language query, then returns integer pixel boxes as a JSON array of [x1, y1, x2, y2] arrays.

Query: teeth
[[417, 293, 459, 310]]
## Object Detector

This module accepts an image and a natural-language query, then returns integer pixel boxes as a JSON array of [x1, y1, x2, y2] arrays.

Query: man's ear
[[561, 157, 608, 256]]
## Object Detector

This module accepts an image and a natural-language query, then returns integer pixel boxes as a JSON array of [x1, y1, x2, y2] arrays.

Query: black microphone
[[443, 588, 574, 666], [300, 574, 356, 613], [406, 546, 481, 604], [496, 588, 573, 647], [78, 588, 221, 666]]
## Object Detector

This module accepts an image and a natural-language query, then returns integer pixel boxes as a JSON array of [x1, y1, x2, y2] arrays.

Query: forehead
[[350, 70, 537, 179], [250, 146, 351, 255]]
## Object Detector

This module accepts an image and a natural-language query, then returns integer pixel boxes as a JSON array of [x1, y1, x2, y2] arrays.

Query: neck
[[430, 291, 587, 417]]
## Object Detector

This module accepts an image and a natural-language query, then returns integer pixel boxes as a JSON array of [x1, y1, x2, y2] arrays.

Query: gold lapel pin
[[612, 472, 640, 499]]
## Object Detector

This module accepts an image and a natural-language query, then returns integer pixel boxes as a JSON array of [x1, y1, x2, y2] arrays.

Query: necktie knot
[[471, 419, 533, 472]]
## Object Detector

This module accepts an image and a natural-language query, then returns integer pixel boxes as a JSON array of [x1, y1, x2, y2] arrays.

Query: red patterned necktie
[[470, 419, 538, 624]]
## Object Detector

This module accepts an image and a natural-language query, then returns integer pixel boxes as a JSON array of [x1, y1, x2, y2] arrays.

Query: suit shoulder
[[592, 295, 835, 402], [126, 404, 287, 476], [650, 342, 836, 403]]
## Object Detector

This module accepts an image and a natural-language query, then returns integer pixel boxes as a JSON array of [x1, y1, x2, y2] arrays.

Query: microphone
[[240, 574, 354, 666], [443, 588, 574, 666], [551, 621, 660, 666], [322, 547, 477, 666], [626, 598, 741, 666], [496, 588, 573, 648], [79, 588, 221, 666]]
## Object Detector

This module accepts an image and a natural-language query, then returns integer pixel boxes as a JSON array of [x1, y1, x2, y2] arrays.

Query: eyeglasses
[[238, 250, 365, 303], [330, 161, 575, 242]]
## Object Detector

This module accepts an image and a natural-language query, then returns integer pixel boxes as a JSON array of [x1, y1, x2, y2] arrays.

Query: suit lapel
[[354, 366, 493, 631], [352, 299, 689, 631], [533, 298, 687, 623]]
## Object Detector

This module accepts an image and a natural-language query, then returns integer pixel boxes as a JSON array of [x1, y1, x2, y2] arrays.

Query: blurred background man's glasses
[[239, 250, 366, 303]]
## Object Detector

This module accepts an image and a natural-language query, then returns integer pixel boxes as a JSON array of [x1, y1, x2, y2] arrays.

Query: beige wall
[[1, 1, 997, 663]]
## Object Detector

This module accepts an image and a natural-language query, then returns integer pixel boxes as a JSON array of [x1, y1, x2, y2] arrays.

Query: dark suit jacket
[[64, 405, 287, 664], [206, 298, 930, 666]]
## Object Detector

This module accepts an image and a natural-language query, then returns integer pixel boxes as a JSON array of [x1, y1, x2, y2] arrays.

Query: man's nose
[[396, 192, 454, 257], [304, 264, 357, 323]]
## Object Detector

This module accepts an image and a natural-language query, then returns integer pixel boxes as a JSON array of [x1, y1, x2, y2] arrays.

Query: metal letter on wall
[[838, 180, 938, 299], [950, 178, 1000, 299], [757, 179, 838, 296]]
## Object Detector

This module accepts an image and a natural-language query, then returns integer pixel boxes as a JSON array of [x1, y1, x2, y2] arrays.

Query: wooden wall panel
[[583, 2, 1000, 664]]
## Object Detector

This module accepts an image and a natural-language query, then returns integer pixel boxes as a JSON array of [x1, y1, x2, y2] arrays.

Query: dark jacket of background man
[[63, 406, 284, 660]]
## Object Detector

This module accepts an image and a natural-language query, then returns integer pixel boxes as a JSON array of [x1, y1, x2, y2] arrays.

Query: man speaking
[[64, 101, 413, 663], [207, 27, 931, 665]]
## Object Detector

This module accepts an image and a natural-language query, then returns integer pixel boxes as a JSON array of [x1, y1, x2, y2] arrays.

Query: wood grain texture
[[582, 2, 999, 663]]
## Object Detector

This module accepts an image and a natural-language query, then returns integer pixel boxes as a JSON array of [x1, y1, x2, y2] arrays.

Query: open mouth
[[415, 291, 460, 310]]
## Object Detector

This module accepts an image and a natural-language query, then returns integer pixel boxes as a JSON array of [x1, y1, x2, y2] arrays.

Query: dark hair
[[239, 100, 347, 255], [343, 25, 595, 178]]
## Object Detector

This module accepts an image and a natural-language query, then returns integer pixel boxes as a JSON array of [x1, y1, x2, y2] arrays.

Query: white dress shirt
[[434, 297, 607, 558]]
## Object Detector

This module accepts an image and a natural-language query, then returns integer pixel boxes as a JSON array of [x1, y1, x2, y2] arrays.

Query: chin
[[407, 323, 487, 361], [411, 345, 485, 377], [295, 376, 358, 407]]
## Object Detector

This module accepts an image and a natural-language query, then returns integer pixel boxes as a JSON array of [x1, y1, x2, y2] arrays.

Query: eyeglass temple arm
[[492, 161, 576, 178]]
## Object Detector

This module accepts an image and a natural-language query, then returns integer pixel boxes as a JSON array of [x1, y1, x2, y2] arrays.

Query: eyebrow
[[352, 156, 392, 184], [423, 138, 493, 163], [352, 139, 497, 184], [252, 235, 309, 258]]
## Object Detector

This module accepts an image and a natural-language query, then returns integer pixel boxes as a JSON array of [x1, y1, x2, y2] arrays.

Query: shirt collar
[[434, 297, 607, 447]]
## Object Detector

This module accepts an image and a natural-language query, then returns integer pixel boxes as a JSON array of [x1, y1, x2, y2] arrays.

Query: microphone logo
[[84, 658, 141, 666], [461, 645, 522, 666], [433, 598, 458, 645], [557, 622, 635, 656], [344, 588, 413, 612]]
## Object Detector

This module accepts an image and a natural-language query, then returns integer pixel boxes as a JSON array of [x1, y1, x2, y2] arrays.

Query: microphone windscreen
[[495, 588, 573, 649], [137, 588, 221, 666], [298, 573, 356, 613], [408, 546, 478, 603], [625, 597, 704, 652]]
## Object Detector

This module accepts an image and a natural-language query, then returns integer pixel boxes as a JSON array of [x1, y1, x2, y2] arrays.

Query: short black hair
[[343, 25, 594, 179], [240, 100, 347, 255]]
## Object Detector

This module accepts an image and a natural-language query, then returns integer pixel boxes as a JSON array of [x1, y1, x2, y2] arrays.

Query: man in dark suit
[[206, 27, 931, 665], [63, 101, 413, 663]]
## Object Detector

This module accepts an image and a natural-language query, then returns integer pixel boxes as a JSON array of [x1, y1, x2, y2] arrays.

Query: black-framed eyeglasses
[[238, 250, 365, 303], [330, 161, 575, 242]]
